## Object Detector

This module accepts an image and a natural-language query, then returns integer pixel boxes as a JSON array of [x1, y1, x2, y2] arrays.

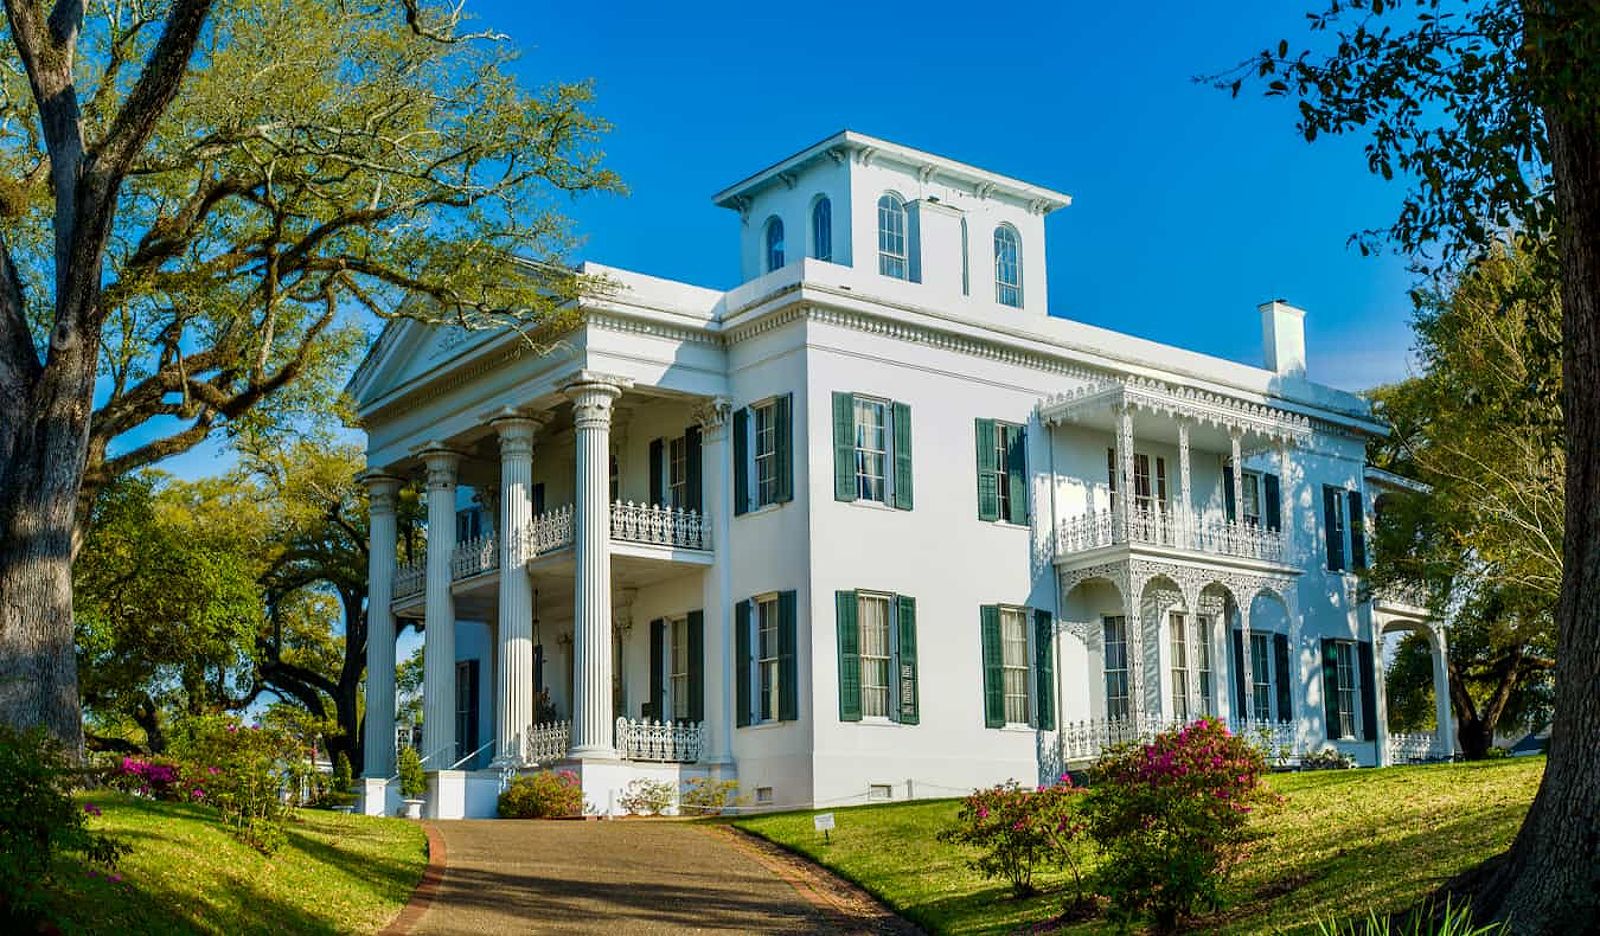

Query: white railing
[[526, 505, 575, 556], [394, 559, 425, 601], [1057, 714, 1299, 764], [450, 534, 497, 580], [1056, 507, 1286, 563], [610, 501, 710, 550], [614, 717, 703, 763], [1388, 732, 1446, 763], [522, 720, 571, 764]]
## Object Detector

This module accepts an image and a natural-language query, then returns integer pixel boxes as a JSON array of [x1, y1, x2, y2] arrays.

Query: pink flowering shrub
[[499, 770, 585, 819], [936, 779, 1090, 898], [108, 756, 200, 801], [171, 716, 295, 854], [1086, 717, 1279, 931]]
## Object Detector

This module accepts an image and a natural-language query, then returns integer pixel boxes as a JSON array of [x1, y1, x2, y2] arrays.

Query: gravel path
[[401, 819, 917, 935]]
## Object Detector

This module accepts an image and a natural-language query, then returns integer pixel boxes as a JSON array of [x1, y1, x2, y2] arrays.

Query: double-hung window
[[1326, 639, 1359, 739], [1250, 632, 1273, 720], [834, 393, 912, 509], [669, 618, 690, 721], [1000, 608, 1032, 725], [1195, 616, 1215, 716], [1169, 611, 1190, 721], [649, 612, 703, 724], [976, 419, 1027, 524], [668, 437, 688, 510], [734, 394, 793, 516], [650, 429, 701, 513], [1104, 615, 1130, 721], [1241, 472, 1263, 527], [1225, 463, 1282, 531], [756, 596, 780, 722], [994, 224, 1022, 307], [877, 194, 909, 279], [811, 197, 832, 262], [836, 590, 919, 724]]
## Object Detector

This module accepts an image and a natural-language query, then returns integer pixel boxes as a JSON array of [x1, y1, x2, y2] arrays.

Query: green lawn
[[732, 758, 1544, 935], [43, 792, 428, 935]]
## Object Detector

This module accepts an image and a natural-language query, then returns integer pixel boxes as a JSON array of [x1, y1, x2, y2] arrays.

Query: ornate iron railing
[[521, 720, 571, 764], [610, 501, 710, 550], [1056, 715, 1299, 764], [393, 560, 425, 601], [526, 505, 575, 556], [1387, 732, 1446, 763], [1056, 507, 1286, 563], [614, 717, 703, 763], [450, 534, 497, 580]]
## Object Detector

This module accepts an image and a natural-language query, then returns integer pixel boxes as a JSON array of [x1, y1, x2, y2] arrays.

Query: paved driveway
[[404, 820, 882, 935]]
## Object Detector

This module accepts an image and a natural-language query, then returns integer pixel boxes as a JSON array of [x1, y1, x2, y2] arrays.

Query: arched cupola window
[[765, 216, 785, 272], [994, 224, 1022, 307], [811, 197, 832, 262], [877, 193, 908, 279]]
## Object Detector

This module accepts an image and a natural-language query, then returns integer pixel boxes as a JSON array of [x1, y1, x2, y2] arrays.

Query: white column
[[1116, 405, 1135, 536], [1177, 420, 1192, 541], [421, 448, 461, 768], [696, 399, 734, 766], [362, 473, 402, 779], [566, 380, 623, 759], [1230, 430, 1245, 527], [1373, 620, 1392, 766], [492, 415, 542, 766], [1432, 626, 1455, 758], [1239, 602, 1255, 722]]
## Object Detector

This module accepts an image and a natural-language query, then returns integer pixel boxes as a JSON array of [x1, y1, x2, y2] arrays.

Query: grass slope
[[733, 758, 1543, 935], [45, 793, 428, 935]]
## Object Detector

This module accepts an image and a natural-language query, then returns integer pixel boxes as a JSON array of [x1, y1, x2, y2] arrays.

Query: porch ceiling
[[1039, 377, 1312, 453]]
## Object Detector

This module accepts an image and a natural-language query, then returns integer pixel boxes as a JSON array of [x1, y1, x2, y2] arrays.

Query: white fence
[[1055, 715, 1299, 765], [614, 717, 704, 763], [1387, 732, 1447, 763], [610, 501, 710, 550], [521, 720, 571, 763], [1057, 507, 1285, 563]]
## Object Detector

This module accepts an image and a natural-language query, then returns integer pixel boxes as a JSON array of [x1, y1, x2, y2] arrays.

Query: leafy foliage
[[0, 726, 129, 926], [1301, 747, 1359, 771], [1318, 897, 1508, 935], [936, 779, 1090, 900], [397, 746, 426, 800], [498, 770, 584, 819], [679, 778, 740, 816], [1086, 718, 1279, 931], [171, 716, 296, 854], [618, 778, 675, 817]]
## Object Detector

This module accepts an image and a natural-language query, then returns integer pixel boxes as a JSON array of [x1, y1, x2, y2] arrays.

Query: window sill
[[850, 716, 906, 727], [739, 719, 792, 732], [997, 723, 1037, 733], [985, 520, 1030, 530], [842, 499, 904, 513], [738, 502, 787, 520]]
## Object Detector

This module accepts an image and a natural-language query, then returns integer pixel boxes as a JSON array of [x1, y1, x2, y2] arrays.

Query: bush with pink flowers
[[108, 755, 203, 802], [171, 716, 295, 854], [1086, 717, 1279, 931], [937, 778, 1091, 899], [498, 770, 584, 818]]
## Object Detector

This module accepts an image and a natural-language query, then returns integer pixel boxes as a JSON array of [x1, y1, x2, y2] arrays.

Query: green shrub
[[0, 726, 130, 927], [619, 778, 675, 816], [679, 777, 739, 816], [172, 716, 295, 854], [1317, 898, 1507, 935], [936, 778, 1091, 899], [499, 770, 584, 818], [1087, 718, 1279, 931], [1302, 746, 1358, 770], [397, 746, 426, 799]]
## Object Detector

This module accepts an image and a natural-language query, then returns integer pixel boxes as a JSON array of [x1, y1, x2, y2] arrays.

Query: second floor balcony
[[1056, 505, 1286, 564]]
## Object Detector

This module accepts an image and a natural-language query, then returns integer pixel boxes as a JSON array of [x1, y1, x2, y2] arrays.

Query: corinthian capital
[[692, 397, 734, 438], [421, 448, 461, 491]]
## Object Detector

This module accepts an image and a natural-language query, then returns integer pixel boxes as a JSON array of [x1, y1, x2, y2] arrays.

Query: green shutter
[[1348, 490, 1368, 569], [1263, 473, 1281, 532], [685, 426, 703, 514], [1005, 424, 1028, 525], [836, 591, 861, 721], [976, 419, 999, 521], [1034, 609, 1055, 731], [687, 609, 705, 723], [649, 439, 665, 504], [1273, 633, 1292, 723], [775, 393, 794, 503], [981, 605, 1004, 728], [892, 401, 913, 510], [895, 595, 919, 725], [732, 408, 749, 516], [1322, 639, 1340, 739], [1358, 640, 1377, 741], [833, 392, 855, 502], [649, 619, 665, 721], [735, 601, 751, 728], [779, 591, 798, 722], [1324, 486, 1345, 571], [1232, 628, 1247, 716], [1223, 459, 1236, 521]]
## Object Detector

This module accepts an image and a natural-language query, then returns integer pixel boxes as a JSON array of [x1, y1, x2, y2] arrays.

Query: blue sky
[[156, 0, 1421, 482]]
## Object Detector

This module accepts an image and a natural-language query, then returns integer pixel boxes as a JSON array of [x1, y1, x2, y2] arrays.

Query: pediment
[[346, 316, 496, 413]]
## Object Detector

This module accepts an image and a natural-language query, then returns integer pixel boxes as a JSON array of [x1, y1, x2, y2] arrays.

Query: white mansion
[[351, 132, 1454, 819]]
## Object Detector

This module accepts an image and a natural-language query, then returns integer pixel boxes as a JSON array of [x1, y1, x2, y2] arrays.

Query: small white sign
[[813, 812, 836, 832]]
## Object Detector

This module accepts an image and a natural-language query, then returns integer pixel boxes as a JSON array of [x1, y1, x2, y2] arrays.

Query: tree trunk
[[1459, 29, 1600, 928], [1456, 718, 1494, 761]]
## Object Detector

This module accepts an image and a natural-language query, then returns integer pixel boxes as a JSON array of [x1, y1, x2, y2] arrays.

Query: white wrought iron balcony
[[520, 719, 571, 764], [1056, 506, 1286, 564], [614, 716, 704, 763], [526, 505, 575, 557], [609, 501, 710, 551], [394, 559, 425, 601], [450, 534, 497, 580]]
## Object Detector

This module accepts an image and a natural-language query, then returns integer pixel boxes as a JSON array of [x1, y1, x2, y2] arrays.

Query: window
[[756, 786, 774, 804], [877, 194, 908, 279], [667, 436, 688, 509], [1170, 612, 1190, 721], [1195, 616, 1215, 716], [1107, 448, 1118, 512], [454, 659, 479, 765], [854, 397, 890, 503], [859, 594, 893, 718], [1241, 471, 1262, 526], [810, 197, 832, 262], [669, 617, 690, 721], [868, 783, 894, 801], [994, 224, 1022, 306], [977, 419, 1026, 524], [1324, 485, 1349, 571], [1134, 454, 1151, 508], [1250, 633, 1273, 719], [1331, 640, 1358, 739], [1115, 451, 1168, 513], [456, 506, 484, 543], [764, 216, 785, 272], [756, 596, 780, 722], [1000, 608, 1032, 725], [609, 454, 619, 502], [753, 400, 778, 507], [1104, 616, 1130, 721]]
